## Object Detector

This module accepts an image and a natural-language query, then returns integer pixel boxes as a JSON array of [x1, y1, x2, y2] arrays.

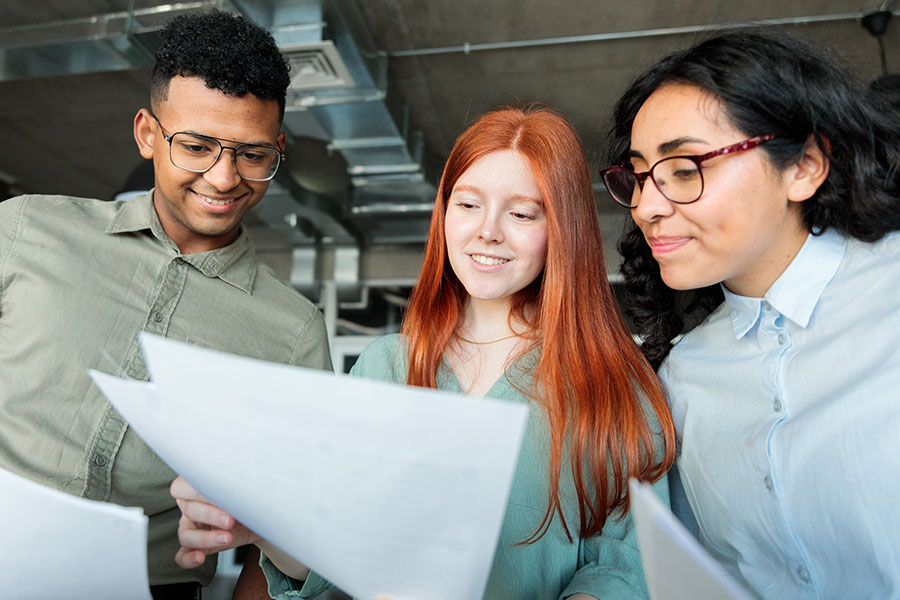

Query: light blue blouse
[[263, 334, 668, 599], [661, 229, 900, 599]]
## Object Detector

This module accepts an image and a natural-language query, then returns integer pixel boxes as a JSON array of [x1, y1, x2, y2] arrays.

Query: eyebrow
[[628, 136, 709, 160], [452, 184, 543, 205], [181, 129, 277, 148]]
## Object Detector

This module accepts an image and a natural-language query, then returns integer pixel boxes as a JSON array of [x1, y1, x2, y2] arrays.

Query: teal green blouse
[[263, 334, 668, 599]]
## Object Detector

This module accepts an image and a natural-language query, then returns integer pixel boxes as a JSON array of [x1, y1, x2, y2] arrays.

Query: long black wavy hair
[[151, 10, 291, 121], [604, 28, 900, 369]]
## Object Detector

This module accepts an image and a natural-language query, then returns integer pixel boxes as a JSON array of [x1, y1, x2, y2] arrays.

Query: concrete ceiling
[[1, 0, 898, 286]]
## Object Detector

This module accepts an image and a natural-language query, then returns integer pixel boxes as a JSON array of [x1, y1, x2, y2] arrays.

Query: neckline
[[439, 357, 512, 398]]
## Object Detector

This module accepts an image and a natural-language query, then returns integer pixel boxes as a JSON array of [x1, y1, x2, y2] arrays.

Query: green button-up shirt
[[0, 192, 331, 585]]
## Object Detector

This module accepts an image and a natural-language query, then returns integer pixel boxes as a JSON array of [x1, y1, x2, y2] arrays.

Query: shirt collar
[[104, 190, 259, 294], [105, 190, 157, 235], [724, 229, 847, 339], [722, 288, 763, 339]]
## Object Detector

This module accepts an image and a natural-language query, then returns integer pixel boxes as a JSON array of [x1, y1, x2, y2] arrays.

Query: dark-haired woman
[[173, 106, 674, 599], [601, 28, 900, 600]]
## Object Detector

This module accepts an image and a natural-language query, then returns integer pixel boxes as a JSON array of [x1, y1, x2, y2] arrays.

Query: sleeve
[[0, 196, 27, 312], [259, 552, 335, 599], [288, 305, 333, 372], [347, 334, 404, 382], [560, 475, 669, 600]]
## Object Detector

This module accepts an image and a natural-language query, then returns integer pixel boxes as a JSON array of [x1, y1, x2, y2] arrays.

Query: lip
[[646, 236, 692, 257], [191, 189, 243, 214]]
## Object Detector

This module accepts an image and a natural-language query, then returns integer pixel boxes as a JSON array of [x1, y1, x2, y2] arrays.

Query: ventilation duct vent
[[283, 41, 354, 90]]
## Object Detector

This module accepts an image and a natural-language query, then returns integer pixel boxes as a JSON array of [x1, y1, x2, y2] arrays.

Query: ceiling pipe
[[387, 11, 900, 58]]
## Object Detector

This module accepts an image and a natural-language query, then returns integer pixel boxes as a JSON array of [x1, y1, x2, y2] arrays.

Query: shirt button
[[797, 565, 811, 583], [777, 333, 786, 344], [153, 312, 163, 323], [764, 475, 774, 491], [93, 455, 108, 467], [773, 398, 782, 412]]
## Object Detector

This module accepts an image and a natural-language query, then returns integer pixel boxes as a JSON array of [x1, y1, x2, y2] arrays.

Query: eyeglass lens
[[169, 133, 280, 181], [604, 156, 703, 207]]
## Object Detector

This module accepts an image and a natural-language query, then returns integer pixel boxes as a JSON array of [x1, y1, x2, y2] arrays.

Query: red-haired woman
[[173, 106, 674, 599]]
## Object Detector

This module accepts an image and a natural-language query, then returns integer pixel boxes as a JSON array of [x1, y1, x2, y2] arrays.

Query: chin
[[660, 272, 713, 292], [464, 288, 512, 303]]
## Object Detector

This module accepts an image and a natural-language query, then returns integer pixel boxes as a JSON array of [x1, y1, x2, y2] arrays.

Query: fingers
[[170, 476, 210, 503], [174, 498, 261, 551], [171, 476, 236, 531], [175, 495, 236, 531], [170, 476, 261, 570], [175, 510, 245, 570], [175, 545, 211, 569], [177, 512, 235, 551], [174, 508, 225, 569]]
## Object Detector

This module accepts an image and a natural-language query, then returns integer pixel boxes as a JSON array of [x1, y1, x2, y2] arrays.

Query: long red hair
[[401, 105, 674, 541]]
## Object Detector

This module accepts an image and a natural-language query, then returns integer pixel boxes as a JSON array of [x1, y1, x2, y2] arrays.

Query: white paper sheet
[[90, 333, 528, 600], [628, 478, 756, 600], [0, 466, 151, 600]]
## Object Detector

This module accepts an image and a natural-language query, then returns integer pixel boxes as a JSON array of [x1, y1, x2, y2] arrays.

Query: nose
[[477, 209, 504, 243], [630, 175, 675, 225], [203, 147, 243, 191]]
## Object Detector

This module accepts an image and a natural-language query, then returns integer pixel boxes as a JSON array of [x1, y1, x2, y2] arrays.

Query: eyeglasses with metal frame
[[600, 134, 775, 208], [150, 114, 285, 182]]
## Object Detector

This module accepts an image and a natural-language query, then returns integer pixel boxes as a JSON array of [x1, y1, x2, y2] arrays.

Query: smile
[[193, 190, 239, 207], [470, 254, 510, 266]]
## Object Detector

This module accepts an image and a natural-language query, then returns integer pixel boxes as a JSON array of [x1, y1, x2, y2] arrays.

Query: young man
[[0, 11, 331, 599]]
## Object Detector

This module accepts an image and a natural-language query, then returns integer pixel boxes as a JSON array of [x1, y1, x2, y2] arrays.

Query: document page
[[0, 466, 151, 600], [629, 478, 756, 600], [90, 333, 528, 600]]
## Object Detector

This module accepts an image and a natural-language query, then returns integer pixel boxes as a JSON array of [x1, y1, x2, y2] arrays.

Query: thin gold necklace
[[456, 332, 520, 345]]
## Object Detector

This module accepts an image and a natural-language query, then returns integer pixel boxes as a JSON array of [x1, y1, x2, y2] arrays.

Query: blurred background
[[1, 1, 898, 595], [2, 1, 898, 359]]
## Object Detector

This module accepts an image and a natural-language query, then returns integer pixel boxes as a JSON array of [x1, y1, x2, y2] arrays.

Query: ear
[[134, 108, 156, 159], [276, 131, 287, 152], [785, 134, 830, 203]]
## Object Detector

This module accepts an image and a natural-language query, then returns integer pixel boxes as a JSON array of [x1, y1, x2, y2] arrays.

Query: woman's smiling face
[[628, 83, 811, 298], [444, 149, 548, 308]]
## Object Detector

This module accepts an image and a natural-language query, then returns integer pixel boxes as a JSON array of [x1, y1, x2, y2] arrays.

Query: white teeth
[[197, 192, 235, 206], [471, 254, 509, 265]]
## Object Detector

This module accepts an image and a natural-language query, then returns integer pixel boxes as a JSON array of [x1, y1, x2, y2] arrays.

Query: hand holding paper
[[171, 477, 261, 568], [90, 333, 528, 600]]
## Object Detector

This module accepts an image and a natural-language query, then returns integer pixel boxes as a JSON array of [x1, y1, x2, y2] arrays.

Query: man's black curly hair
[[151, 10, 291, 120]]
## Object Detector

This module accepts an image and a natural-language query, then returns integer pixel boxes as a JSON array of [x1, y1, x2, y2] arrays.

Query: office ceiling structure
[[1, 0, 898, 319]]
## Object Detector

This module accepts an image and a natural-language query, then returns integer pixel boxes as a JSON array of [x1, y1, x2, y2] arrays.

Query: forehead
[[631, 84, 742, 155], [156, 75, 281, 141], [456, 150, 539, 192]]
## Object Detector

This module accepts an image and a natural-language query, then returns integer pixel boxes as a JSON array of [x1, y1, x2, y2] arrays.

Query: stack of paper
[[90, 333, 528, 600], [0, 466, 150, 599]]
